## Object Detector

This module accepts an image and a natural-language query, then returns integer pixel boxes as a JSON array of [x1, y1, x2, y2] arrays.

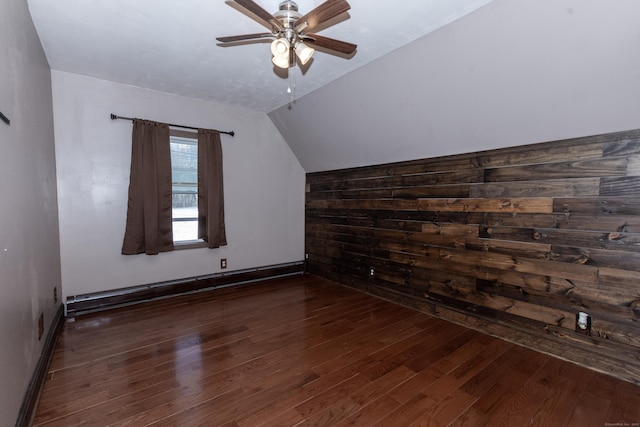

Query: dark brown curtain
[[122, 119, 174, 255], [197, 129, 227, 248]]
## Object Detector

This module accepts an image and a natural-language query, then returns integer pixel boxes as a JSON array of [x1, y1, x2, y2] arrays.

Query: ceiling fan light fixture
[[271, 38, 290, 68], [294, 41, 314, 65], [272, 54, 290, 69], [271, 38, 290, 58]]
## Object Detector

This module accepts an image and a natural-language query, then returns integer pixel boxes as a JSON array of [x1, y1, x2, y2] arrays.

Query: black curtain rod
[[0, 111, 10, 125], [110, 114, 235, 137]]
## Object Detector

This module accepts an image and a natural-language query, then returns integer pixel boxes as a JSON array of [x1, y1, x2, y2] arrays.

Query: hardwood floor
[[33, 275, 640, 426]]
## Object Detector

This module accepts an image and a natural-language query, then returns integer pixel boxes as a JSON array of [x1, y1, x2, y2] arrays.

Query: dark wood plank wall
[[305, 129, 640, 384]]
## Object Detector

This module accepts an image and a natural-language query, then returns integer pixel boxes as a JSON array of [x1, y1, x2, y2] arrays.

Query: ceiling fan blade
[[303, 33, 357, 55], [217, 33, 274, 43], [294, 0, 351, 32], [233, 0, 282, 31]]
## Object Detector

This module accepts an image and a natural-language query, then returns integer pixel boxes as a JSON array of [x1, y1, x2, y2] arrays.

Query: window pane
[[173, 218, 198, 242], [170, 136, 200, 243], [172, 169, 197, 184], [170, 138, 197, 171]]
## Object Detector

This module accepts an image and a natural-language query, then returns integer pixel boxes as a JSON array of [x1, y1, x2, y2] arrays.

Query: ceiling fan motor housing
[[274, 1, 302, 31]]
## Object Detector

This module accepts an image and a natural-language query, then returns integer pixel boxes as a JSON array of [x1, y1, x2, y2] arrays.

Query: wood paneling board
[[555, 213, 640, 232], [470, 211, 640, 233], [465, 237, 551, 259], [551, 245, 640, 271], [484, 157, 627, 182], [307, 166, 473, 192], [625, 155, 640, 175], [306, 156, 477, 186], [307, 199, 419, 211], [601, 177, 640, 196], [307, 128, 640, 384], [475, 141, 605, 168], [392, 183, 471, 199], [468, 211, 562, 228], [603, 135, 640, 157], [475, 128, 640, 168], [554, 197, 640, 215], [419, 197, 554, 213], [470, 178, 600, 198], [480, 226, 640, 253], [306, 188, 393, 200]]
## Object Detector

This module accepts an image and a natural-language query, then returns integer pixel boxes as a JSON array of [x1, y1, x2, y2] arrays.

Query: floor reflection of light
[[73, 316, 112, 330], [174, 333, 203, 395]]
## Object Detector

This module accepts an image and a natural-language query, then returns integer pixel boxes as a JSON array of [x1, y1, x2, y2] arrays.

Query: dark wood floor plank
[[480, 357, 563, 426], [458, 344, 532, 397], [333, 394, 402, 427], [294, 373, 370, 420], [604, 380, 640, 426], [413, 388, 478, 426], [450, 382, 513, 427], [389, 336, 510, 405], [349, 365, 416, 406], [566, 392, 612, 427], [32, 275, 640, 426], [236, 350, 381, 426], [296, 396, 361, 426], [527, 361, 594, 426], [373, 392, 439, 427]]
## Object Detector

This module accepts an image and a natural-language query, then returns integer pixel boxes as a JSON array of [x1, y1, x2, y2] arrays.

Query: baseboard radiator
[[65, 261, 305, 317]]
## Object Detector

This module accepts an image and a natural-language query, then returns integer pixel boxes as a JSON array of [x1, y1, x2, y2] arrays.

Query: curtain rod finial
[[110, 114, 118, 120]]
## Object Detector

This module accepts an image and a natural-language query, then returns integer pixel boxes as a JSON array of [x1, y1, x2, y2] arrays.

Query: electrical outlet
[[305, 253, 309, 260], [576, 311, 592, 335], [221, 258, 227, 269], [369, 267, 375, 277], [38, 313, 44, 341], [53, 287, 57, 304]]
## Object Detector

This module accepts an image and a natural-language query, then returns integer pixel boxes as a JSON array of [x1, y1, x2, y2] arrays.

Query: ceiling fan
[[216, 0, 357, 69]]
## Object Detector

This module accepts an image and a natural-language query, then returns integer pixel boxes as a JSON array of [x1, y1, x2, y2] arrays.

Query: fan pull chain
[[287, 67, 296, 105]]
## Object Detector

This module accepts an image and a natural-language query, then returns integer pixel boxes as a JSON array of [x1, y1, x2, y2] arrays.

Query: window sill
[[174, 240, 207, 250]]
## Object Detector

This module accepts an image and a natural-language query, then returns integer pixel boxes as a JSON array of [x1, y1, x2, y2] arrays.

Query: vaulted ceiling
[[27, 0, 493, 113], [26, 0, 640, 173]]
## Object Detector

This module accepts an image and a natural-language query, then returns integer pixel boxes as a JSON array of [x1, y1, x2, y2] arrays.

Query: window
[[122, 119, 226, 255], [170, 133, 200, 243]]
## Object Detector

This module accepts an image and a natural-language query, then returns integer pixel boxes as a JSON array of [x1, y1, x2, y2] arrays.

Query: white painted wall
[[52, 71, 305, 299], [270, 0, 640, 172], [0, 1, 61, 425]]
